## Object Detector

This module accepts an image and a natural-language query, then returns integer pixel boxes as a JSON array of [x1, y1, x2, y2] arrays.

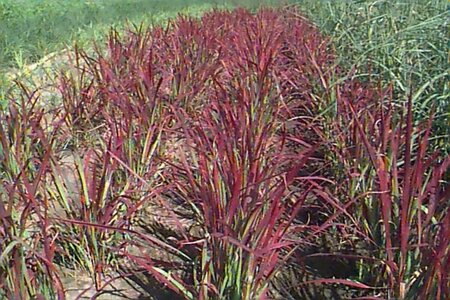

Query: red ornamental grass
[[168, 32, 314, 298], [0, 85, 65, 299], [330, 80, 450, 299], [68, 8, 336, 299]]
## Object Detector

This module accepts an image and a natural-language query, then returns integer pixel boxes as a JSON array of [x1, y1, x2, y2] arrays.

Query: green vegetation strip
[[0, 0, 284, 70]]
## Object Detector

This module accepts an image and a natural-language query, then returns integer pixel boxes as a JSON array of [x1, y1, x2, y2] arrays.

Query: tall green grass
[[294, 0, 449, 153]]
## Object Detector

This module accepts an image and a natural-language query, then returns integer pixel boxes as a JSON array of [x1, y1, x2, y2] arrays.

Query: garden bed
[[0, 6, 448, 300]]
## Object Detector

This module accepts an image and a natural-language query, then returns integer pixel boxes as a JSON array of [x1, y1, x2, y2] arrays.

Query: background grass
[[294, 0, 449, 153], [0, 0, 285, 70]]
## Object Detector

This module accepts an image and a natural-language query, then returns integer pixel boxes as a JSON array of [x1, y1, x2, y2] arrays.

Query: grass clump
[[57, 9, 335, 299]]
